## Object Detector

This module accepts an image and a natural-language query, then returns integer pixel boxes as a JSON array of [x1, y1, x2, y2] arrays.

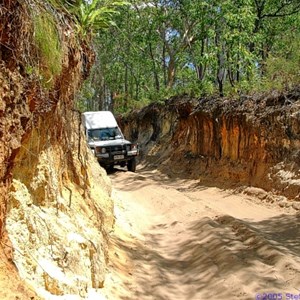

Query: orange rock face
[[0, 1, 113, 298], [120, 93, 300, 200]]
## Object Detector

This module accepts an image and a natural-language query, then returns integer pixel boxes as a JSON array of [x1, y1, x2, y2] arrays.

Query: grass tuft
[[33, 11, 63, 88]]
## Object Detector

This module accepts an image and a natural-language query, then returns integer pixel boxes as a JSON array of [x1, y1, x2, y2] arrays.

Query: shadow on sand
[[109, 212, 300, 300]]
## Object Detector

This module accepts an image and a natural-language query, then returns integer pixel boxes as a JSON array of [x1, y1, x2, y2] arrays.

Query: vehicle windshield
[[88, 127, 123, 141]]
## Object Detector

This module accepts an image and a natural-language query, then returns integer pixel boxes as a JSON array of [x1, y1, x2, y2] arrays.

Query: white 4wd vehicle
[[82, 111, 139, 172]]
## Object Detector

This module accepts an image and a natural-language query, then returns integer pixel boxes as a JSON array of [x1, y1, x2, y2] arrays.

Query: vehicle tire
[[127, 157, 136, 172], [104, 164, 114, 173]]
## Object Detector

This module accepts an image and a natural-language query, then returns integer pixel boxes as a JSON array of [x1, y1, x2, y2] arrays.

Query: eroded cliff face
[[0, 1, 113, 299], [120, 91, 300, 203]]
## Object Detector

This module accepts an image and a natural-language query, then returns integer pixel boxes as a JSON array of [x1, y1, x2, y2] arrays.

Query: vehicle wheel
[[127, 157, 136, 172], [104, 164, 114, 173]]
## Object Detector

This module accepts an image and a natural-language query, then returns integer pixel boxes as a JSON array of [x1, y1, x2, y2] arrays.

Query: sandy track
[[100, 166, 300, 300]]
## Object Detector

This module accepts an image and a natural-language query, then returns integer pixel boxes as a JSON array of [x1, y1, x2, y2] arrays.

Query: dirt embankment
[[120, 90, 300, 202], [0, 1, 113, 299]]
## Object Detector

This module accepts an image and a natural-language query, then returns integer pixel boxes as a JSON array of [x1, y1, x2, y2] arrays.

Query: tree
[[78, 0, 300, 111]]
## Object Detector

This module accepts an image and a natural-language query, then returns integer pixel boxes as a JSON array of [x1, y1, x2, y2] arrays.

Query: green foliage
[[76, 79, 96, 112], [33, 12, 62, 87], [263, 36, 300, 90], [79, 0, 300, 113], [45, 0, 81, 9], [46, 0, 128, 39], [114, 95, 151, 114], [70, 0, 129, 38]]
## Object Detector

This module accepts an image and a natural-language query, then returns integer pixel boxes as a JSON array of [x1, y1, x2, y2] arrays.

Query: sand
[[100, 166, 300, 300]]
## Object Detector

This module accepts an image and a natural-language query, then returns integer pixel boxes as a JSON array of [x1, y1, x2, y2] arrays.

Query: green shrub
[[33, 12, 62, 87]]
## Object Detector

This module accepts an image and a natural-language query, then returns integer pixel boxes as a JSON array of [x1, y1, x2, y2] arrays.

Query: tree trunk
[[167, 55, 176, 88], [149, 40, 160, 92], [215, 25, 225, 97], [217, 77, 224, 97], [195, 39, 206, 81], [124, 66, 128, 110], [162, 44, 167, 87]]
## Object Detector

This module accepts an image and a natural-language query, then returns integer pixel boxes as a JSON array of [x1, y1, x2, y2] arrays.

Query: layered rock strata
[[0, 1, 113, 298], [120, 91, 300, 200]]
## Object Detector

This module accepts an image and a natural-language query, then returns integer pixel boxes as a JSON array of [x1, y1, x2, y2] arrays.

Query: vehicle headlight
[[101, 147, 106, 154], [131, 144, 137, 150]]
